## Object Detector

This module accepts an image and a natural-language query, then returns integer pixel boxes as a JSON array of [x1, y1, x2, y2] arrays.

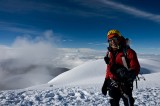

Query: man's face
[[108, 37, 119, 49]]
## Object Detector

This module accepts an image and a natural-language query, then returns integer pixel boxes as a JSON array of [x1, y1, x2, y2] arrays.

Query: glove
[[110, 64, 119, 75], [101, 78, 109, 95], [104, 56, 110, 64], [107, 79, 118, 90], [102, 78, 118, 96], [116, 67, 136, 82], [126, 70, 136, 82], [110, 65, 129, 80], [115, 66, 128, 80]]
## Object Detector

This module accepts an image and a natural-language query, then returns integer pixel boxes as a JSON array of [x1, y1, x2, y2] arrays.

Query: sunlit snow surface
[[0, 87, 160, 105], [1, 55, 160, 105]]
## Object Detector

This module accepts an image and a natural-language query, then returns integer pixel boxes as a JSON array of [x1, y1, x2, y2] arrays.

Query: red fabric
[[106, 48, 140, 79]]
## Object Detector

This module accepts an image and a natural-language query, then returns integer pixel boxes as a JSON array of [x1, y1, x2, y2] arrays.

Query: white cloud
[[0, 31, 60, 90], [100, 0, 160, 23], [88, 42, 108, 46], [0, 30, 105, 90], [62, 39, 73, 42], [136, 47, 160, 55], [0, 21, 40, 35]]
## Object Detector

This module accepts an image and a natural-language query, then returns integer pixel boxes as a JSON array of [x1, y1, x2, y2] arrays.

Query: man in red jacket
[[102, 29, 140, 106]]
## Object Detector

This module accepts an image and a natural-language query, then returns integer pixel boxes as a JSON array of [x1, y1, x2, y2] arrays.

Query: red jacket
[[106, 48, 140, 80]]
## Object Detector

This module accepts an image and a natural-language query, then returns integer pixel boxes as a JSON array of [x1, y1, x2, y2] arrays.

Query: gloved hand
[[107, 79, 118, 90], [110, 64, 119, 74], [115, 66, 128, 80], [101, 78, 109, 95], [115, 67, 136, 82], [104, 56, 110, 64], [126, 70, 136, 82], [102, 78, 118, 96]]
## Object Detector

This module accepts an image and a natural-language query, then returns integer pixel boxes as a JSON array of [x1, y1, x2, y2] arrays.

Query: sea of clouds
[[0, 30, 105, 90]]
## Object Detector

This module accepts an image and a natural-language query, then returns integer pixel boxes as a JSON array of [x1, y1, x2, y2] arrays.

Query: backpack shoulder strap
[[123, 47, 140, 89], [122, 47, 130, 69]]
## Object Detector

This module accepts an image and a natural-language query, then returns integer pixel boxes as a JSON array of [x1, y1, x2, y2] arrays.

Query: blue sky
[[0, 0, 160, 54]]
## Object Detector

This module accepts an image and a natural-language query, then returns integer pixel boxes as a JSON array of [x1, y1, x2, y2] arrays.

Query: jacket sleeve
[[105, 52, 114, 79], [105, 51, 109, 79], [127, 49, 140, 76]]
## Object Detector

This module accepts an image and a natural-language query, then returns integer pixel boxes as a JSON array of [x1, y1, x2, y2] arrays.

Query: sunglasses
[[108, 37, 119, 43]]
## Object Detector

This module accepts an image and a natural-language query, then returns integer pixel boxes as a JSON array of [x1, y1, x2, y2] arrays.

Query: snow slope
[[48, 58, 160, 88], [48, 59, 106, 87], [0, 57, 160, 105]]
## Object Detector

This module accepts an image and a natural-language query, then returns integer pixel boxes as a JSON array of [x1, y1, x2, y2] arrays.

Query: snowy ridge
[[48, 59, 106, 87], [48, 58, 160, 88]]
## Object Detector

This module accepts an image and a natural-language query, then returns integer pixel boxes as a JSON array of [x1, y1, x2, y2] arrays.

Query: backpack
[[122, 44, 145, 89]]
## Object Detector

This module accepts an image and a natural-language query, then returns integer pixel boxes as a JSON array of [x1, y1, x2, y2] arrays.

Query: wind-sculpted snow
[[134, 88, 160, 106], [0, 87, 160, 106]]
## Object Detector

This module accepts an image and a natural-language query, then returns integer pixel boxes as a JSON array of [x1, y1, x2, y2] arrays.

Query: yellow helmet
[[107, 29, 121, 39]]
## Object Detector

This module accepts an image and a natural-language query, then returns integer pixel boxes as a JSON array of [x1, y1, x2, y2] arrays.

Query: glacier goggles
[[108, 37, 119, 43]]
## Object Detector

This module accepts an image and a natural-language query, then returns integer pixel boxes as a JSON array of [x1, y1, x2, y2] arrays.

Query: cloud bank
[[0, 30, 105, 90], [0, 30, 60, 90], [0, 30, 68, 90]]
